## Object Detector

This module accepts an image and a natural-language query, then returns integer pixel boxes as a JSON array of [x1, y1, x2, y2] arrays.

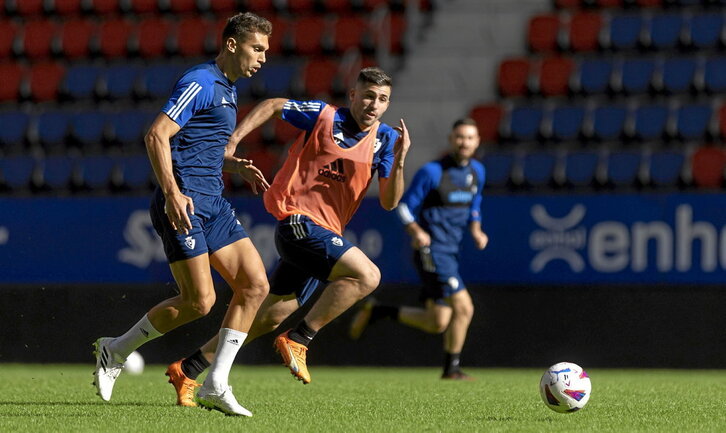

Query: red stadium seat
[[320, 0, 353, 13], [137, 17, 173, 58], [302, 58, 340, 97], [53, 0, 84, 15], [176, 17, 212, 57], [0, 20, 19, 59], [290, 16, 328, 55], [333, 15, 370, 53], [527, 14, 561, 53], [569, 11, 602, 52], [286, 0, 316, 13], [98, 18, 134, 58], [129, 0, 159, 13], [691, 146, 726, 188], [595, 0, 623, 7], [497, 57, 530, 97], [58, 18, 96, 59], [89, 0, 120, 14], [554, 0, 582, 8], [241, 0, 275, 13], [469, 104, 503, 144], [274, 118, 301, 144], [15, 0, 44, 16], [635, 0, 662, 6], [168, 0, 198, 13], [29, 62, 65, 102], [363, 0, 390, 10], [21, 19, 57, 59], [387, 13, 406, 54], [0, 62, 25, 101], [538, 56, 574, 96]]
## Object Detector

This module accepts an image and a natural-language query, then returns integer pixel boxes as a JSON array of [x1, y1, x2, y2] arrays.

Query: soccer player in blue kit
[[93, 13, 273, 416], [349, 118, 489, 380]]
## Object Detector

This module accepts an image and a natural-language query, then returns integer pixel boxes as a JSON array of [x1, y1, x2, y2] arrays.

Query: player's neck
[[450, 153, 470, 166], [215, 55, 239, 83]]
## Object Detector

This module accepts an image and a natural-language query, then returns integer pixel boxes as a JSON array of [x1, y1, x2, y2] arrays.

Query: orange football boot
[[274, 330, 311, 384], [165, 359, 201, 407]]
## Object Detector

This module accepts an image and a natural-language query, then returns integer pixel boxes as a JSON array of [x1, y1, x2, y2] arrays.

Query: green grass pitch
[[1, 364, 724, 433]]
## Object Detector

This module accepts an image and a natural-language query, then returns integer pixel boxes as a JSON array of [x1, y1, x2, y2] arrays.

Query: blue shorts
[[413, 247, 466, 305], [150, 188, 248, 263], [269, 214, 355, 305]]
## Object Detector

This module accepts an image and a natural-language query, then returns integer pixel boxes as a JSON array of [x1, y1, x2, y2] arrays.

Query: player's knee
[[455, 301, 474, 321], [190, 293, 216, 317], [243, 278, 270, 303], [431, 320, 449, 334], [360, 264, 381, 292]]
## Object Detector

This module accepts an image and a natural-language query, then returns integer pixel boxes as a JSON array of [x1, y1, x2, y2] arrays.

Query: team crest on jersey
[[184, 236, 196, 250], [319, 158, 347, 182], [373, 138, 382, 153], [331, 237, 343, 247]]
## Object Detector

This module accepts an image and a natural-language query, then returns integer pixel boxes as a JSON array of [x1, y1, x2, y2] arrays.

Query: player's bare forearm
[[145, 115, 180, 197], [379, 160, 405, 210], [469, 221, 489, 250], [226, 98, 288, 155]]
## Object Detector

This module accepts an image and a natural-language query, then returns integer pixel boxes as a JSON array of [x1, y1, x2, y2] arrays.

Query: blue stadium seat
[[703, 57, 726, 94], [108, 110, 155, 146], [80, 155, 116, 191], [631, 104, 669, 141], [564, 150, 599, 187], [576, 58, 612, 95], [119, 154, 152, 190], [645, 13, 684, 51], [0, 155, 36, 190], [506, 105, 543, 142], [62, 64, 102, 100], [36, 111, 70, 151], [103, 63, 142, 99], [606, 150, 642, 187], [42, 156, 76, 191], [70, 111, 106, 148], [673, 103, 712, 141], [648, 149, 684, 187], [590, 105, 627, 141], [619, 58, 656, 95], [235, 76, 253, 100], [688, 13, 723, 50], [254, 63, 299, 97], [608, 14, 643, 51], [0, 111, 30, 148], [659, 57, 696, 94], [522, 151, 557, 187], [550, 105, 585, 141], [142, 63, 185, 99], [482, 152, 514, 189]]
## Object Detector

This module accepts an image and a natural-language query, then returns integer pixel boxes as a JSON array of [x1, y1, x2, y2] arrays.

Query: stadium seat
[[0, 111, 30, 149], [0, 62, 25, 101], [629, 104, 669, 141], [13, 0, 44, 15], [176, 17, 212, 57], [505, 105, 544, 142], [79, 155, 116, 191], [497, 57, 530, 97], [617, 57, 656, 95], [141, 63, 185, 99], [69, 111, 106, 148], [264, 16, 290, 56], [21, 19, 57, 59], [129, 0, 159, 13], [168, 0, 198, 13], [607, 14, 643, 51], [719, 105, 726, 140], [286, 0, 316, 13], [672, 103, 712, 141], [563, 150, 599, 188], [289, 16, 328, 55], [691, 145, 726, 188], [58, 18, 96, 60], [62, 64, 102, 100], [254, 62, 299, 97], [605, 150, 642, 187], [644, 13, 683, 51], [687, 13, 723, 50], [522, 151, 558, 188], [589, 105, 627, 141], [89, 0, 120, 13], [658, 57, 696, 95], [647, 149, 684, 187], [332, 15, 370, 53], [302, 58, 340, 97], [574, 58, 613, 95], [35, 111, 70, 152], [107, 110, 155, 147], [53, 0, 84, 15], [29, 62, 65, 102], [549, 105, 585, 142], [119, 155, 153, 191], [102, 63, 142, 100], [469, 103, 503, 144], [274, 118, 300, 144], [568, 11, 602, 52], [320, 0, 353, 13], [527, 13, 561, 53], [0, 20, 19, 59], [386, 13, 407, 54], [481, 152, 514, 189], [635, 0, 662, 6], [209, 0, 239, 13], [595, 0, 623, 6], [0, 156, 36, 191], [554, 0, 582, 7], [537, 56, 574, 96], [136, 17, 173, 58], [703, 57, 726, 95], [41, 156, 76, 191], [98, 18, 133, 58]]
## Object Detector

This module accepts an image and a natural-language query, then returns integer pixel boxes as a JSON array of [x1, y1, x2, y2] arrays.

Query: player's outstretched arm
[[379, 119, 411, 210], [225, 98, 288, 154]]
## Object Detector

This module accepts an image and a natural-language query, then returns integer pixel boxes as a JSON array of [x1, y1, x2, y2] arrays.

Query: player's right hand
[[164, 191, 195, 235], [411, 230, 431, 250]]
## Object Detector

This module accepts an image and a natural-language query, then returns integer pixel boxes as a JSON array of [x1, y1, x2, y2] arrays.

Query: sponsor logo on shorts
[[331, 237, 343, 247], [184, 236, 195, 250], [448, 276, 459, 290], [319, 159, 346, 182]]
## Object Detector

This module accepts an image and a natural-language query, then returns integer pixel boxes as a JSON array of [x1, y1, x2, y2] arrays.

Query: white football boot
[[93, 337, 125, 401], [196, 385, 253, 417]]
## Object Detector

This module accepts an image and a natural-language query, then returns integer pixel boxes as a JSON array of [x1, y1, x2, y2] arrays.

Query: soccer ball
[[539, 362, 591, 413], [124, 351, 145, 375]]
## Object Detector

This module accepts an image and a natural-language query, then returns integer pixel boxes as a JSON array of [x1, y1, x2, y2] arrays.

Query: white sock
[[205, 328, 247, 393], [109, 314, 163, 361]]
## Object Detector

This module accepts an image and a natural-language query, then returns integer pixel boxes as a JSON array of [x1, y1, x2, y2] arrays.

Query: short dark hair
[[222, 12, 272, 43], [452, 118, 478, 130], [356, 67, 392, 87]]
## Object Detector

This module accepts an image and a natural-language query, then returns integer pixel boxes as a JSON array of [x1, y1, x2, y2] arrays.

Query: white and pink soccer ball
[[539, 362, 591, 413]]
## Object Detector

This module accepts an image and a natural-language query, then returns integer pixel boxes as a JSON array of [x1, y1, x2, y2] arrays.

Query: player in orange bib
[[165, 67, 411, 404]]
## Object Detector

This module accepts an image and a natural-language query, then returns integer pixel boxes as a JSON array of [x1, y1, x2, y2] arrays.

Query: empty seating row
[[482, 145, 726, 190], [554, 0, 726, 10], [471, 100, 725, 144], [497, 54, 726, 97], [527, 9, 726, 54]]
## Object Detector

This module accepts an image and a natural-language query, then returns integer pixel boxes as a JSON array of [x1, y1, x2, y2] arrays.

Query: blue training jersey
[[280, 99, 399, 178], [397, 155, 486, 253], [161, 60, 238, 195]]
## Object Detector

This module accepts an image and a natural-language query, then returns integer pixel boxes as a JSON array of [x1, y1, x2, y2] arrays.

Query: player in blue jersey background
[[93, 12, 272, 416], [349, 118, 489, 380]]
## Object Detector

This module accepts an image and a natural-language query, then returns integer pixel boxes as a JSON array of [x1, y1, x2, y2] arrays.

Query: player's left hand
[[473, 231, 489, 250], [393, 119, 411, 160], [237, 159, 270, 195]]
